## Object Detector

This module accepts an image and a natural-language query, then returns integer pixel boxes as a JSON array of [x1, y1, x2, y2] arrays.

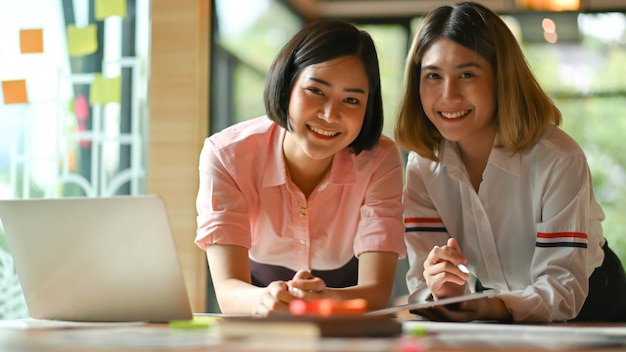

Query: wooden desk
[[0, 320, 625, 352]]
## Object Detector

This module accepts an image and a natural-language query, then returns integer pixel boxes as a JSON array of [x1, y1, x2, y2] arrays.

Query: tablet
[[366, 290, 499, 317]]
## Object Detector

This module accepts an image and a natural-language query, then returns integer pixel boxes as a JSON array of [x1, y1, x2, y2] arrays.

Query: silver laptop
[[0, 195, 193, 323]]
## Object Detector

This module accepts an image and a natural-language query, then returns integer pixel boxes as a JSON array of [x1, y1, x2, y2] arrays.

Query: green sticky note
[[67, 25, 98, 57], [90, 74, 121, 105], [169, 316, 218, 330], [95, 0, 127, 20], [408, 324, 428, 336]]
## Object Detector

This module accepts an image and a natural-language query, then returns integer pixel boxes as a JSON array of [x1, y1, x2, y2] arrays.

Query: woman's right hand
[[423, 237, 470, 299], [252, 270, 328, 316], [252, 280, 297, 317]]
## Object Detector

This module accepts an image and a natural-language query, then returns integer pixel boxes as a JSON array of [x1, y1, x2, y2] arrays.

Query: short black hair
[[264, 19, 383, 155]]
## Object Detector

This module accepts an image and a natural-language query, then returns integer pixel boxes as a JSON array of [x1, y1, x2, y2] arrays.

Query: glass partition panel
[[0, 0, 150, 319], [524, 11, 626, 264]]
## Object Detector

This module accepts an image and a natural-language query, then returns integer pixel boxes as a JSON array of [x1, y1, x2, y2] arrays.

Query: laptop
[[0, 195, 193, 323]]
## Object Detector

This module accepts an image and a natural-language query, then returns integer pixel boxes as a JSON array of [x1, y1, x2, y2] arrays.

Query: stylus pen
[[457, 263, 471, 275]]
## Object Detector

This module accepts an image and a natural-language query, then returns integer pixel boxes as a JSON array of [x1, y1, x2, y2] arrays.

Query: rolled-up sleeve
[[195, 138, 251, 250], [354, 138, 406, 258]]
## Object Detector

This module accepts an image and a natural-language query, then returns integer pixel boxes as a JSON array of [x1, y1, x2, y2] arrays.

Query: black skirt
[[249, 256, 359, 288], [572, 240, 626, 322]]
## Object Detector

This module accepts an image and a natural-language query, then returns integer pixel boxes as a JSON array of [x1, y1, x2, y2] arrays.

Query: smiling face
[[284, 55, 369, 166], [419, 38, 497, 154]]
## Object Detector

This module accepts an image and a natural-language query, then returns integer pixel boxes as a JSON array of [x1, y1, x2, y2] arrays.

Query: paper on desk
[[404, 321, 626, 349], [0, 318, 143, 330], [0, 318, 223, 349], [404, 321, 626, 335]]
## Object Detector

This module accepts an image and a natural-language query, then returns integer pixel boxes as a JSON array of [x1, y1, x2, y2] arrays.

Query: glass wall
[[211, 0, 303, 134], [0, 0, 150, 318]]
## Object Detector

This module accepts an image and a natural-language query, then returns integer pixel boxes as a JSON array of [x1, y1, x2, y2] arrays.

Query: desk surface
[[1, 319, 625, 352]]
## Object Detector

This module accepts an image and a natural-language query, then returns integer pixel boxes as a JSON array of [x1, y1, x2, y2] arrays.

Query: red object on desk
[[289, 298, 367, 316]]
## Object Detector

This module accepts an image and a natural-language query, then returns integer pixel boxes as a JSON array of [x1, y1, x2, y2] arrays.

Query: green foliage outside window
[[523, 16, 626, 265]]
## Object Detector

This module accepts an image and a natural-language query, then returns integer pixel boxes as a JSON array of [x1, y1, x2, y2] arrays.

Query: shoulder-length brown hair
[[264, 19, 383, 155], [394, 1, 562, 161]]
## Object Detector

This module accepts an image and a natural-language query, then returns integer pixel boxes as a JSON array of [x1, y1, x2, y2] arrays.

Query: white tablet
[[367, 290, 499, 317]]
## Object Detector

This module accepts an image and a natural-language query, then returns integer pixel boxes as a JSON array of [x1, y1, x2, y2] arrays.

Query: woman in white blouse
[[395, 1, 626, 323]]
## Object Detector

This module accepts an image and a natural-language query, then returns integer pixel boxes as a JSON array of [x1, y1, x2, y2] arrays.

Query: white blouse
[[403, 126, 605, 322]]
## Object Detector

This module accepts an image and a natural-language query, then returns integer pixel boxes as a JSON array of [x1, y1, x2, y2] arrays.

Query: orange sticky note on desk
[[20, 29, 44, 53], [67, 24, 98, 57], [2, 80, 28, 105], [290, 298, 367, 317], [95, 0, 126, 20]]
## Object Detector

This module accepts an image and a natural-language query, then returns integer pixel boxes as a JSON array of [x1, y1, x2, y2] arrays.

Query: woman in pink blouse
[[194, 20, 406, 316]]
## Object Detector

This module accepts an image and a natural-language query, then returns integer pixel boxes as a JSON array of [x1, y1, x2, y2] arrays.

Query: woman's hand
[[252, 280, 296, 317], [412, 296, 512, 322], [423, 238, 470, 299], [287, 270, 327, 299], [252, 270, 327, 316]]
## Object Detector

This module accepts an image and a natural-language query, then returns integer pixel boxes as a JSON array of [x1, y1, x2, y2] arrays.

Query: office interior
[[0, 0, 625, 319]]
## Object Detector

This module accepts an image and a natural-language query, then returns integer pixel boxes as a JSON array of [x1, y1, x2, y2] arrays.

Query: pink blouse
[[195, 116, 406, 271]]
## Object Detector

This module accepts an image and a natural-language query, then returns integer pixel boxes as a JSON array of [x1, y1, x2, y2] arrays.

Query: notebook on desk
[[0, 195, 193, 323]]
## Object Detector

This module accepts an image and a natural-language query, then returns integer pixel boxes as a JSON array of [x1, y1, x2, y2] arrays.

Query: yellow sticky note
[[2, 80, 28, 105], [20, 28, 44, 54], [67, 24, 98, 57], [169, 316, 218, 330], [90, 74, 121, 105], [95, 0, 126, 20]]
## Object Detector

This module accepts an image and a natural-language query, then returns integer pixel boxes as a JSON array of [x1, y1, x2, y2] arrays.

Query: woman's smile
[[439, 109, 472, 120], [307, 124, 341, 138]]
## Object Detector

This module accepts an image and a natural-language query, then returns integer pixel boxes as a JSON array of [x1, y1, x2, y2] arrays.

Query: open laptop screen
[[0, 195, 193, 322]]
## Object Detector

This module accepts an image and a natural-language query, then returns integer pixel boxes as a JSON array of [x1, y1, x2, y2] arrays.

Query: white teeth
[[441, 110, 469, 119], [309, 125, 338, 137]]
